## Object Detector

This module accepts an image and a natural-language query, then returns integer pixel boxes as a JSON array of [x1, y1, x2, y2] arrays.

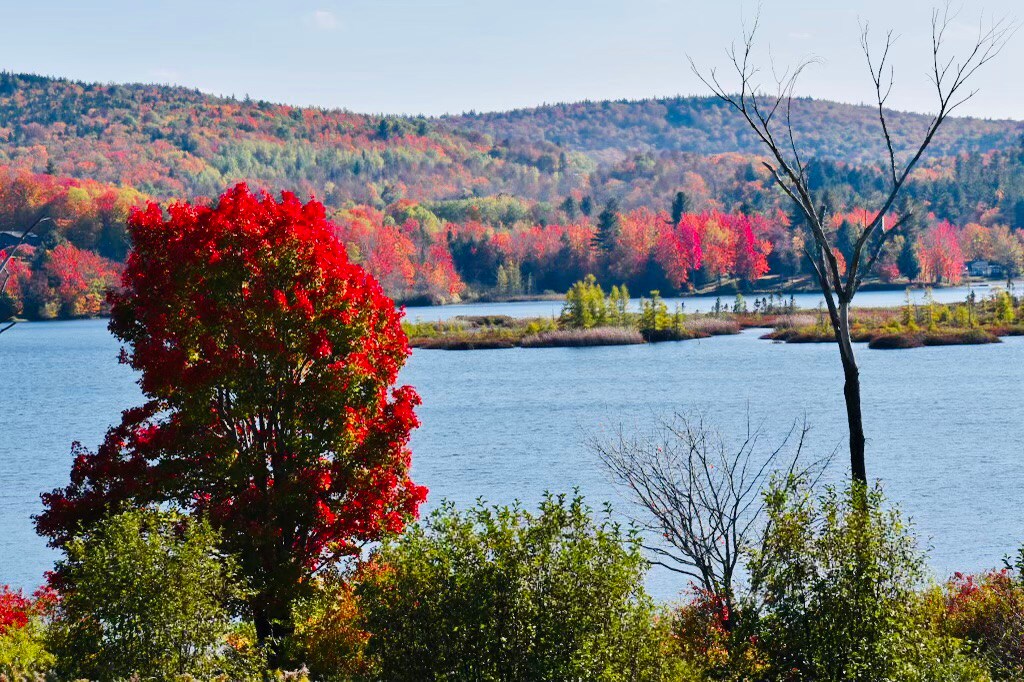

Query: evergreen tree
[[593, 199, 621, 253], [670, 191, 691, 225], [561, 196, 579, 220], [898, 237, 921, 282], [580, 196, 594, 217], [836, 220, 857, 262]]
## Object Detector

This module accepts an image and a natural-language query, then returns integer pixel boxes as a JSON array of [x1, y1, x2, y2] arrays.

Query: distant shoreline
[[6, 276, 1016, 328], [399, 275, 1015, 308]]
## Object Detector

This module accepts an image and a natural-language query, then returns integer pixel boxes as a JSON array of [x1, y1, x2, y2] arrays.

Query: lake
[[2, 297, 1023, 601]]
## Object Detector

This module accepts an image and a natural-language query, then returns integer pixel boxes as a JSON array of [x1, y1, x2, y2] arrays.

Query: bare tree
[[590, 412, 823, 620], [690, 6, 1014, 485], [0, 214, 50, 335]]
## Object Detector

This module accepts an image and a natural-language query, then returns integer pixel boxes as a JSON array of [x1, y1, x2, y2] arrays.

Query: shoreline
[[7, 276, 1017, 328], [406, 305, 1024, 352], [401, 275, 1016, 307]]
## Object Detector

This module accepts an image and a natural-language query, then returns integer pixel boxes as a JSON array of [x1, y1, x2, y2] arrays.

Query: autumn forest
[[1, 71, 1023, 319]]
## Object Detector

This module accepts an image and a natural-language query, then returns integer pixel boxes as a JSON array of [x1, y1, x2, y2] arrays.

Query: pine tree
[[670, 191, 690, 225], [593, 199, 621, 253], [561, 196, 579, 220], [580, 196, 594, 217], [898, 237, 921, 282]]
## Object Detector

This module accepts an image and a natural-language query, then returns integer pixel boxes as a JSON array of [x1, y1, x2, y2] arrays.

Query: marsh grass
[[522, 327, 644, 348]]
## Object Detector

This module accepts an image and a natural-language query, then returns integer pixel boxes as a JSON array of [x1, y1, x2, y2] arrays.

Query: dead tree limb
[[0, 214, 51, 336], [690, 5, 1014, 484], [590, 411, 825, 618]]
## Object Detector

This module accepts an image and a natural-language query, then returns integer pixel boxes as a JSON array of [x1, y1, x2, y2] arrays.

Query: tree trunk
[[253, 598, 294, 671], [837, 302, 867, 484]]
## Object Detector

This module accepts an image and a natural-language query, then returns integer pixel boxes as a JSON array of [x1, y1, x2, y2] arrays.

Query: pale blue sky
[[1, 0, 1020, 119]]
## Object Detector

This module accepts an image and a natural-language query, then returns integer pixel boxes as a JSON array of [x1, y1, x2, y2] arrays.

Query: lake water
[[2, 300, 1023, 601]]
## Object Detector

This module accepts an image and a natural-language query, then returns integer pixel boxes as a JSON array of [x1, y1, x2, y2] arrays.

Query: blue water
[[2, 310, 1023, 601]]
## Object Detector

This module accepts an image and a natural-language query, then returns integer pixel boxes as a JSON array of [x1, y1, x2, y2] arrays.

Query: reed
[[521, 327, 645, 348]]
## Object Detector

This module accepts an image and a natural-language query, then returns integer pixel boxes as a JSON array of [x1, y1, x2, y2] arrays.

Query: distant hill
[[0, 72, 1020, 216], [445, 96, 1022, 165], [3, 72, 1024, 316], [0, 72, 572, 205]]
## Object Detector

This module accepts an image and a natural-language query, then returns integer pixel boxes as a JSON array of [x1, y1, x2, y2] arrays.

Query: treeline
[[4, 164, 1024, 316], [0, 167, 130, 320], [306, 197, 1024, 302]]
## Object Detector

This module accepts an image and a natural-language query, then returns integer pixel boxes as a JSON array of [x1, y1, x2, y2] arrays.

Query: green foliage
[[47, 509, 248, 682], [610, 283, 631, 325], [561, 274, 609, 329], [747, 480, 987, 681], [993, 290, 1016, 324], [525, 317, 558, 335], [357, 494, 687, 682], [0, 616, 53, 681], [594, 198, 621, 253], [288, 576, 370, 682], [639, 290, 670, 334], [495, 260, 524, 296]]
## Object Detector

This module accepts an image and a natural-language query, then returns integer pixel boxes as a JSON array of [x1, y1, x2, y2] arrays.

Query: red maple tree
[[36, 183, 427, 652]]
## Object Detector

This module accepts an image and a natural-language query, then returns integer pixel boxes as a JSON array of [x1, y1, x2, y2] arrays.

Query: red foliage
[[655, 214, 703, 288], [39, 243, 121, 317], [918, 222, 965, 284], [672, 588, 733, 666], [0, 585, 55, 635], [940, 570, 1024, 676], [37, 183, 427, 637], [335, 208, 465, 301], [609, 207, 663, 281], [0, 586, 30, 634], [730, 214, 772, 282]]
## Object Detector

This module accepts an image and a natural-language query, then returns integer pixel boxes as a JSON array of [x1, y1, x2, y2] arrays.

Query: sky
[[0, 0, 1020, 119]]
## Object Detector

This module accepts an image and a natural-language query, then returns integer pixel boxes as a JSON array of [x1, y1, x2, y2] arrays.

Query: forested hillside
[[0, 73, 579, 206], [446, 96, 1022, 164], [2, 72, 1024, 319]]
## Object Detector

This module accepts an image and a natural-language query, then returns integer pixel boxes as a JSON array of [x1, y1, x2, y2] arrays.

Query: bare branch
[[590, 411, 822, 607], [0, 213, 51, 336]]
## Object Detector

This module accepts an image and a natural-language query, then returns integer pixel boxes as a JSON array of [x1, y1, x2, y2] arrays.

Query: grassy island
[[763, 289, 1024, 349], [405, 277, 1024, 351]]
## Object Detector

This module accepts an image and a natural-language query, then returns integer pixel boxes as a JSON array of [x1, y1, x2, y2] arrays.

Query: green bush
[[287, 575, 370, 682], [747, 480, 988, 681], [561, 275, 610, 329], [357, 494, 689, 682], [47, 508, 254, 682], [0, 604, 53, 681]]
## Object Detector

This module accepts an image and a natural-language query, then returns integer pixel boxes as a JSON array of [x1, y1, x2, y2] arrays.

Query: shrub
[[288, 575, 370, 682], [670, 588, 767, 678], [0, 586, 54, 680], [747, 480, 987, 681], [868, 332, 925, 349], [357, 494, 687, 681], [934, 568, 1024, 680], [46, 508, 248, 682]]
